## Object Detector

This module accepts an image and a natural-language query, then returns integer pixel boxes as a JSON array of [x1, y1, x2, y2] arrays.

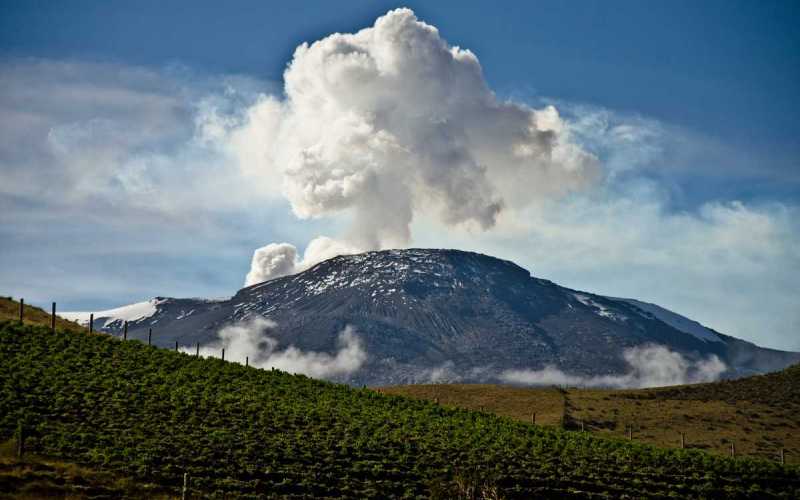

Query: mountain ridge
[[60, 248, 800, 385]]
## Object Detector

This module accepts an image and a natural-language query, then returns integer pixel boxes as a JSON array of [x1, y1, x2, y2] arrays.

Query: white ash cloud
[[184, 317, 366, 379], [231, 8, 599, 284], [244, 237, 361, 286], [500, 344, 726, 389], [244, 243, 298, 287]]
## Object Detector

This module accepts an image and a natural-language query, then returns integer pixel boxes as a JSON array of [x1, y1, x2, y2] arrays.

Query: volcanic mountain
[[61, 249, 800, 385]]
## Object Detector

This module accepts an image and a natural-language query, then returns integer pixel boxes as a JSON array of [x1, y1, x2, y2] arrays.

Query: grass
[[382, 370, 800, 465], [0, 438, 171, 500], [377, 384, 567, 427], [0, 297, 85, 334], [635, 364, 800, 406], [569, 389, 798, 462], [3, 319, 798, 498], [3, 297, 798, 497]]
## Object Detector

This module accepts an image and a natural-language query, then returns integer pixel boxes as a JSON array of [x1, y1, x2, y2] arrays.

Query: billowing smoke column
[[241, 8, 599, 285]]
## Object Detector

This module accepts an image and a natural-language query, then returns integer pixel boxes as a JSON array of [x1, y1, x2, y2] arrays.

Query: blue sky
[[0, 1, 798, 349], [3, 1, 798, 164]]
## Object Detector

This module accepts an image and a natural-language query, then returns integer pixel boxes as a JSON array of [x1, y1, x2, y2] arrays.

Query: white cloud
[[184, 317, 366, 379], [501, 344, 726, 388], [0, 58, 290, 307], [0, 58, 268, 219]]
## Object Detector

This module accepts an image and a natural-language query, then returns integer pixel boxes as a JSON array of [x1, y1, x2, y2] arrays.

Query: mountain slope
[[2, 320, 798, 498], [61, 249, 800, 385]]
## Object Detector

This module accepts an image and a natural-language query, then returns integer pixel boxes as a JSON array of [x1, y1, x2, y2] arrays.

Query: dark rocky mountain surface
[[62, 249, 800, 385]]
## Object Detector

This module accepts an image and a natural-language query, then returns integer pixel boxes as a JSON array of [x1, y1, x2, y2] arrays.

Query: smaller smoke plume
[[185, 317, 366, 379], [500, 344, 726, 388], [244, 236, 362, 286], [244, 243, 298, 286]]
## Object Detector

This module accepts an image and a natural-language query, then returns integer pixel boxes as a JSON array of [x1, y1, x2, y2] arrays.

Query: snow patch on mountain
[[573, 293, 627, 322], [611, 297, 722, 343], [59, 298, 165, 328]]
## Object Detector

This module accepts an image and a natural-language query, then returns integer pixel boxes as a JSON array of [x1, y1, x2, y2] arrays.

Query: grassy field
[[0, 439, 171, 500], [376, 384, 567, 427], [569, 387, 798, 462], [382, 371, 800, 465], [3, 318, 799, 498], [2, 297, 799, 497]]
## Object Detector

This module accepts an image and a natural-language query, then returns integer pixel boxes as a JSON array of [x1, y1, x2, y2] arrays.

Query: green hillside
[[1, 321, 799, 498]]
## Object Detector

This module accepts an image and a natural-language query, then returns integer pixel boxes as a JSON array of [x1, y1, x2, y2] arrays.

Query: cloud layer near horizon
[[0, 9, 798, 351]]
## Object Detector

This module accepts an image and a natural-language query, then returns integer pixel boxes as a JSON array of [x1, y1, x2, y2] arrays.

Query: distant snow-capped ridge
[[59, 298, 165, 328], [59, 296, 229, 329]]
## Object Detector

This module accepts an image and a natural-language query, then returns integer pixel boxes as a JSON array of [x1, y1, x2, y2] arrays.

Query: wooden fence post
[[123, 321, 128, 341], [628, 425, 633, 441], [16, 420, 24, 458], [730, 442, 735, 458], [680, 432, 685, 449], [51, 302, 56, 332], [182, 472, 188, 500], [148, 328, 152, 346], [580, 420, 585, 432], [89, 313, 93, 334], [195, 342, 199, 357], [780, 448, 785, 465], [246, 356, 249, 367], [175, 341, 178, 352], [222, 348, 225, 361], [19, 299, 23, 322]]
